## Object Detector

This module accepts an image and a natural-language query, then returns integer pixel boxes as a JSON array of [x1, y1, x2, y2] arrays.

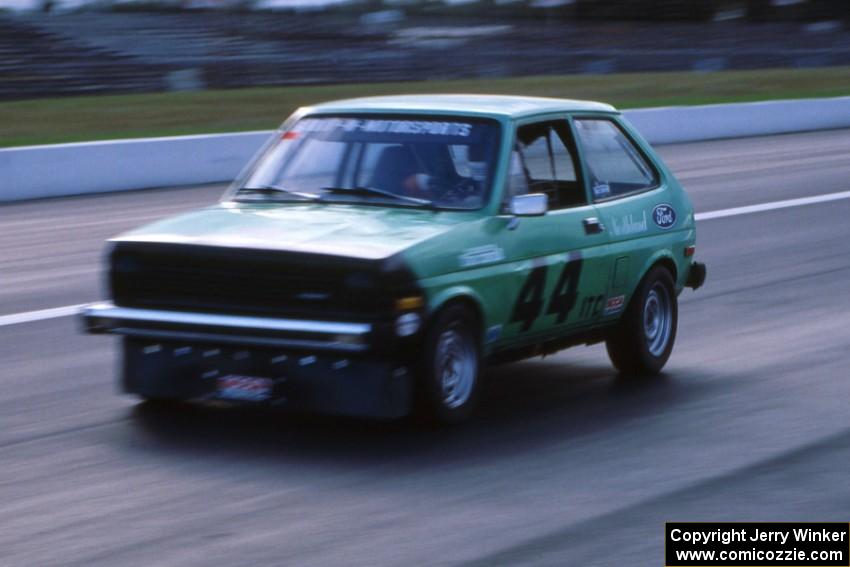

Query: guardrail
[[3, 96, 850, 203]]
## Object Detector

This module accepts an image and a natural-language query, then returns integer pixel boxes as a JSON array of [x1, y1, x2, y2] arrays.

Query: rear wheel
[[606, 265, 677, 376], [418, 304, 481, 424]]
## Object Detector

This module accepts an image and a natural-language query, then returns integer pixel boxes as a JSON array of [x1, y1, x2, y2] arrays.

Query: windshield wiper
[[322, 186, 433, 207], [238, 185, 322, 201]]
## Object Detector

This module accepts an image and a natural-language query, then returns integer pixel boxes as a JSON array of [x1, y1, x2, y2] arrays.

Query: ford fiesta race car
[[82, 95, 706, 423]]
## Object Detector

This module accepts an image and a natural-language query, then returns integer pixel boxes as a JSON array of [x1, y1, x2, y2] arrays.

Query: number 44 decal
[[510, 253, 602, 332]]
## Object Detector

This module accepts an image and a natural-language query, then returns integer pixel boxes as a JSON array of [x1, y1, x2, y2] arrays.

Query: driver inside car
[[368, 145, 429, 199], [368, 143, 485, 205]]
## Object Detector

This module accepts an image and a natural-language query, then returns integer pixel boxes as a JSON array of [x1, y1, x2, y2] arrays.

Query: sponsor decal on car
[[294, 118, 473, 137], [217, 374, 273, 402], [459, 244, 506, 267], [592, 183, 611, 198], [652, 203, 677, 229], [603, 295, 626, 315], [611, 211, 648, 237]]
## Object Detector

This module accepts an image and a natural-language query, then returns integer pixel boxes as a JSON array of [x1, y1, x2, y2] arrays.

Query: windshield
[[234, 115, 501, 210]]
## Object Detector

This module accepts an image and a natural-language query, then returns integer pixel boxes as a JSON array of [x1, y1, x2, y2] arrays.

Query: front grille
[[109, 242, 414, 322]]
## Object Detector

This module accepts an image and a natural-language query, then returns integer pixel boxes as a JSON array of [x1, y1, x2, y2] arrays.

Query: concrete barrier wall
[[625, 97, 850, 145], [3, 96, 850, 203], [0, 131, 270, 202]]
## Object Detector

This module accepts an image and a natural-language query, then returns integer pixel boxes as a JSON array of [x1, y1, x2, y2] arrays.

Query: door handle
[[583, 217, 605, 235]]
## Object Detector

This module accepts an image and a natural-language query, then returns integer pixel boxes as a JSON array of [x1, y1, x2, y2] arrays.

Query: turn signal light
[[395, 296, 424, 312]]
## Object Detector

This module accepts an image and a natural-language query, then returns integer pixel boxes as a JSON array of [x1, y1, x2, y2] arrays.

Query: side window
[[550, 132, 576, 182], [573, 118, 658, 199], [522, 133, 556, 182], [506, 150, 530, 200], [514, 120, 585, 210]]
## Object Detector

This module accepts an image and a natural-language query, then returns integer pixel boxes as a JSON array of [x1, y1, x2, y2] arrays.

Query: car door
[[495, 117, 612, 349], [570, 115, 670, 321]]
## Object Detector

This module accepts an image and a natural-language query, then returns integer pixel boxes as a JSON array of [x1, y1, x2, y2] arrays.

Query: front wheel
[[417, 304, 481, 424], [606, 265, 678, 376]]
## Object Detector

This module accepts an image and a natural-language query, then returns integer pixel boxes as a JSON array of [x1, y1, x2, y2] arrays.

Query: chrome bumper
[[80, 302, 372, 353]]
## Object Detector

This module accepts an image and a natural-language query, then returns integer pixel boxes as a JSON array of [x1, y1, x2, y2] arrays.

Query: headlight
[[395, 312, 421, 337]]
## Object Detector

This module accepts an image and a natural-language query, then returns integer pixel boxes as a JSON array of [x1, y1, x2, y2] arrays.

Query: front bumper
[[81, 302, 372, 353], [122, 338, 412, 418], [81, 302, 415, 418]]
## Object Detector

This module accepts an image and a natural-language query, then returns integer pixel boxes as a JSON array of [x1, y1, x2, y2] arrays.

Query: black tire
[[417, 304, 482, 424], [606, 265, 678, 376]]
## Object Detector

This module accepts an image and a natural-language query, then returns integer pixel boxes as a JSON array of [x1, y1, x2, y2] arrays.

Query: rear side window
[[573, 118, 658, 200]]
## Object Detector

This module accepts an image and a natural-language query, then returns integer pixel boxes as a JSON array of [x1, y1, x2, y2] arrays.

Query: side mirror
[[507, 193, 548, 217]]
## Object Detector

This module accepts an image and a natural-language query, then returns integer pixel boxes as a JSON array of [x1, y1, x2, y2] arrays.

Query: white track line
[[694, 189, 850, 221], [3, 189, 850, 328]]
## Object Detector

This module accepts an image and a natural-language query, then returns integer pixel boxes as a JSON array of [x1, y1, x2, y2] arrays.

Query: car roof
[[306, 94, 618, 120]]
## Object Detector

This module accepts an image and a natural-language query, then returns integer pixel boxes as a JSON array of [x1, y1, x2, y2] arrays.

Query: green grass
[[2, 67, 849, 148]]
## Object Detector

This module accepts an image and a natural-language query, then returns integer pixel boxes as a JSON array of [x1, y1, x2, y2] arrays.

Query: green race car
[[82, 95, 706, 423]]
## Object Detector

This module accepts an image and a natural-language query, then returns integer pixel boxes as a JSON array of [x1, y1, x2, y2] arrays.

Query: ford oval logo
[[652, 204, 676, 229]]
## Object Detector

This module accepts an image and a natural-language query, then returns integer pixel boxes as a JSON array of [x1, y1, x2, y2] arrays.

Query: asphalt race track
[[2, 129, 850, 566]]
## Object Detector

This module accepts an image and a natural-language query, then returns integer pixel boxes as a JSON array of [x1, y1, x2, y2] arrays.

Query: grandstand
[[1, 6, 849, 100]]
